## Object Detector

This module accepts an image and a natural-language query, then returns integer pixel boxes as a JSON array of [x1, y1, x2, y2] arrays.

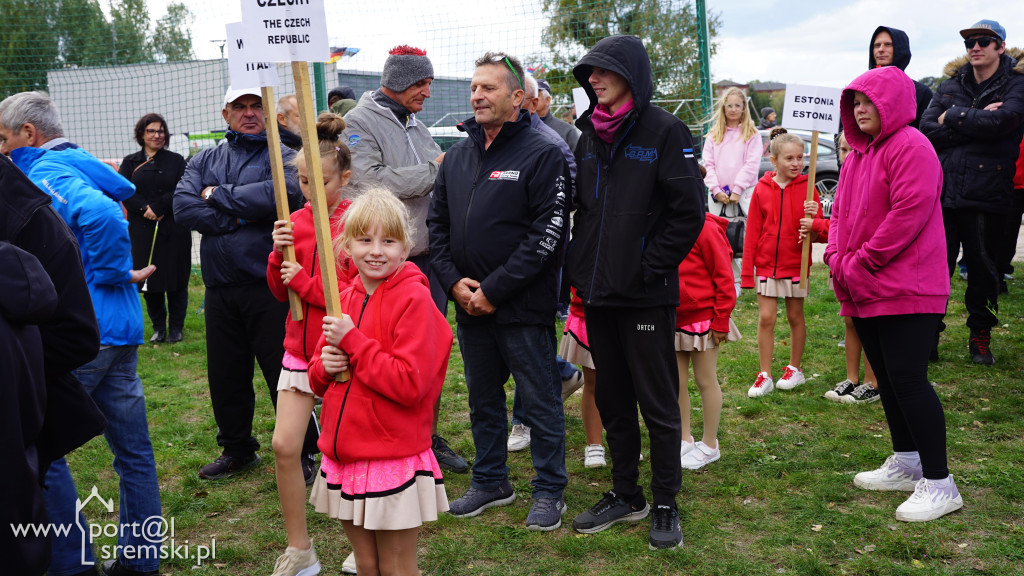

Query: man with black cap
[[536, 78, 581, 150], [566, 35, 705, 550], [341, 45, 469, 473], [174, 87, 313, 482], [759, 107, 776, 130], [921, 19, 1024, 365]]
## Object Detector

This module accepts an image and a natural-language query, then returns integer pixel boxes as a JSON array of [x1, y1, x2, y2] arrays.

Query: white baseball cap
[[223, 86, 262, 106]]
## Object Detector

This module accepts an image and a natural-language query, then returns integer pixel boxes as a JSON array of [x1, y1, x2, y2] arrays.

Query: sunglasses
[[964, 37, 1000, 49]]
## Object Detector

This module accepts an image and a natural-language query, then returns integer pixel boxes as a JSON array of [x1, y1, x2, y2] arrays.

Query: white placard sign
[[240, 0, 329, 63], [781, 84, 842, 133], [226, 22, 278, 88], [572, 86, 589, 120]]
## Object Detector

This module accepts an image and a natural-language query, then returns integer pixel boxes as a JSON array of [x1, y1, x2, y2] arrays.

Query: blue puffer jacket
[[173, 131, 301, 287], [11, 146, 143, 346]]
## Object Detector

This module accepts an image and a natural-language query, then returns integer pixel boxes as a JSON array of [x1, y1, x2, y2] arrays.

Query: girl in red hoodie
[[675, 213, 741, 469], [308, 187, 453, 576], [741, 128, 828, 398], [266, 113, 356, 574]]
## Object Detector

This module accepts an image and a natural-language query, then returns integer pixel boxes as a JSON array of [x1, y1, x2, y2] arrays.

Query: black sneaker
[[649, 504, 683, 550], [823, 379, 856, 402], [432, 434, 469, 473], [571, 491, 649, 534], [149, 329, 165, 343], [198, 453, 261, 480], [448, 479, 516, 517], [301, 452, 317, 486], [841, 383, 880, 404], [168, 328, 183, 343], [101, 559, 158, 576], [969, 328, 995, 365]]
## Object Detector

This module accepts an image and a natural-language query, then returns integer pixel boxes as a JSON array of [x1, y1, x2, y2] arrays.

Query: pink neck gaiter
[[591, 99, 635, 143]]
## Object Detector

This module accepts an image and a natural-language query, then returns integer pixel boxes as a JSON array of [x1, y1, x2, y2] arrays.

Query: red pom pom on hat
[[389, 45, 427, 56]]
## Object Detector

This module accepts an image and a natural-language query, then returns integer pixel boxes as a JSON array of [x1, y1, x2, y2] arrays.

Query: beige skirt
[[558, 329, 595, 369], [675, 318, 742, 352], [756, 277, 808, 298], [276, 366, 316, 396]]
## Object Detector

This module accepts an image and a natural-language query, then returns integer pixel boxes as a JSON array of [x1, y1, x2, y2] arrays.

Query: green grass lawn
[[66, 265, 1023, 575]]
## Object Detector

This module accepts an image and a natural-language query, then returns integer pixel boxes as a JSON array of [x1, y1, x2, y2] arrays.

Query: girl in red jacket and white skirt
[[267, 113, 356, 575], [308, 187, 453, 576], [676, 213, 741, 469], [740, 128, 828, 398]]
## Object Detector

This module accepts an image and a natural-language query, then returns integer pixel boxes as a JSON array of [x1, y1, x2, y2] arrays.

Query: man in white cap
[[174, 87, 312, 482], [921, 19, 1024, 365]]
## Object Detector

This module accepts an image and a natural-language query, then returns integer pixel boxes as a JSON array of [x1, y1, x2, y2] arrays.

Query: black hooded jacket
[[868, 26, 934, 128], [566, 35, 706, 308]]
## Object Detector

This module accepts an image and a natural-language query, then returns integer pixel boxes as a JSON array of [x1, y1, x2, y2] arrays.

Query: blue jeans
[[457, 322, 567, 498], [511, 356, 578, 427], [44, 346, 162, 574]]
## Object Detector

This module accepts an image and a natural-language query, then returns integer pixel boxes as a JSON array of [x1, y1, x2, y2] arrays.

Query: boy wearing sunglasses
[[920, 19, 1024, 366]]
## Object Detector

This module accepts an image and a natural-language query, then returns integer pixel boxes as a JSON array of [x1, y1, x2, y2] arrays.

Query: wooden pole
[[291, 62, 349, 382], [262, 85, 303, 321], [798, 130, 819, 291]]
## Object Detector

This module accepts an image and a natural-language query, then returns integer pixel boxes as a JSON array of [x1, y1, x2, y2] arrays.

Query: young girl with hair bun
[[741, 127, 828, 398], [267, 111, 357, 576]]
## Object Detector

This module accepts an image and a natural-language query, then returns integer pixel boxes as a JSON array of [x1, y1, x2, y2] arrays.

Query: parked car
[[758, 129, 839, 218]]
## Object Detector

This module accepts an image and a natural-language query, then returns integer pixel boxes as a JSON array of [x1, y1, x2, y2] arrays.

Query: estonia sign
[[240, 0, 329, 63], [781, 84, 842, 133]]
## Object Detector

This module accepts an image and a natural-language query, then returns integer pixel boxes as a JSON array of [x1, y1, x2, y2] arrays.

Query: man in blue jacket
[[1, 91, 162, 576], [429, 52, 570, 531], [173, 88, 311, 482]]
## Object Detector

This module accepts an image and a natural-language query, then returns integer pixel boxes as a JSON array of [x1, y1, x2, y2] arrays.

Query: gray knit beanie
[[381, 45, 434, 93]]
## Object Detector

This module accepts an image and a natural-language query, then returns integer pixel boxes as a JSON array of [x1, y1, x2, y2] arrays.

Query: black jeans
[[205, 283, 318, 458], [996, 189, 1024, 277], [853, 314, 949, 479], [584, 305, 681, 506], [143, 289, 188, 332], [943, 208, 1000, 330]]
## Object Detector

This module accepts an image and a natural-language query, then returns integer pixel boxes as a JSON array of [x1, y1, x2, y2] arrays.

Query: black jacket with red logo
[[429, 110, 570, 325]]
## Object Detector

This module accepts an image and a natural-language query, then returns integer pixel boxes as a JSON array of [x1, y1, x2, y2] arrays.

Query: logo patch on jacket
[[624, 145, 657, 163], [348, 134, 360, 146], [488, 170, 520, 181], [683, 147, 695, 159]]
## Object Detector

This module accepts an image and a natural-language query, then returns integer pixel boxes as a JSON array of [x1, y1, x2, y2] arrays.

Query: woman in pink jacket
[[825, 66, 960, 523], [703, 87, 762, 294]]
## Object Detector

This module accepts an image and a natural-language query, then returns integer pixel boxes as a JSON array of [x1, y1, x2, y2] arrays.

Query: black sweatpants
[[943, 208, 1001, 331], [584, 305, 681, 506], [205, 283, 319, 458], [853, 314, 949, 479]]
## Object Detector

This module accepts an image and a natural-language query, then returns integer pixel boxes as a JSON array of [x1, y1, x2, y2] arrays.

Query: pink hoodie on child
[[824, 66, 949, 318]]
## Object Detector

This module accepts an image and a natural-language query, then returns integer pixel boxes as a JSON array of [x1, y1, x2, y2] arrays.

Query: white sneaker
[[776, 365, 805, 390], [680, 441, 720, 470], [561, 369, 585, 401], [679, 438, 695, 463], [853, 454, 922, 491], [341, 551, 357, 574], [271, 541, 321, 576], [584, 444, 606, 468], [507, 424, 531, 452], [895, 477, 963, 522], [747, 372, 774, 398]]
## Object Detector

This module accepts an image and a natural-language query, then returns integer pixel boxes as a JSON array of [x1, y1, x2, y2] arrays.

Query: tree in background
[[0, 0, 195, 97], [539, 0, 721, 125], [152, 3, 196, 62]]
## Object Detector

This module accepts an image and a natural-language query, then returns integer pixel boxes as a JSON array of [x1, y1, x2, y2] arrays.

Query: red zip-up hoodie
[[676, 213, 736, 333], [267, 201, 356, 362], [308, 262, 453, 463], [740, 172, 828, 288]]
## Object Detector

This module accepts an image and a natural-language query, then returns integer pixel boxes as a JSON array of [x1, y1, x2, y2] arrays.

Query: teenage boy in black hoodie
[[868, 26, 934, 128], [565, 35, 705, 550]]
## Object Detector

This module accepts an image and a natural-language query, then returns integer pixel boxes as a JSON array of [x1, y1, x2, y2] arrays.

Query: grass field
[[65, 265, 1023, 575]]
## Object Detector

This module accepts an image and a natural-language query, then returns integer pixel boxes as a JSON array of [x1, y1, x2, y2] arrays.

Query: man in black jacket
[[920, 19, 1024, 365], [868, 26, 933, 128], [565, 35, 705, 550], [429, 52, 570, 531]]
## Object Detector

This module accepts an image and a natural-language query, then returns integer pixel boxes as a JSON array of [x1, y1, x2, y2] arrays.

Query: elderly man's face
[[537, 91, 552, 117], [471, 64, 522, 130], [279, 96, 300, 132], [222, 94, 265, 135], [395, 78, 433, 114], [0, 123, 33, 156]]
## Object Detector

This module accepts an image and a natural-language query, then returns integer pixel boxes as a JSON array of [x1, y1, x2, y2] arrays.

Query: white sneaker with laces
[[895, 477, 963, 522], [561, 369, 585, 401], [270, 541, 321, 576], [584, 444, 606, 468], [748, 372, 774, 398], [776, 365, 805, 390], [854, 454, 922, 491], [680, 441, 720, 470], [507, 424, 531, 452]]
